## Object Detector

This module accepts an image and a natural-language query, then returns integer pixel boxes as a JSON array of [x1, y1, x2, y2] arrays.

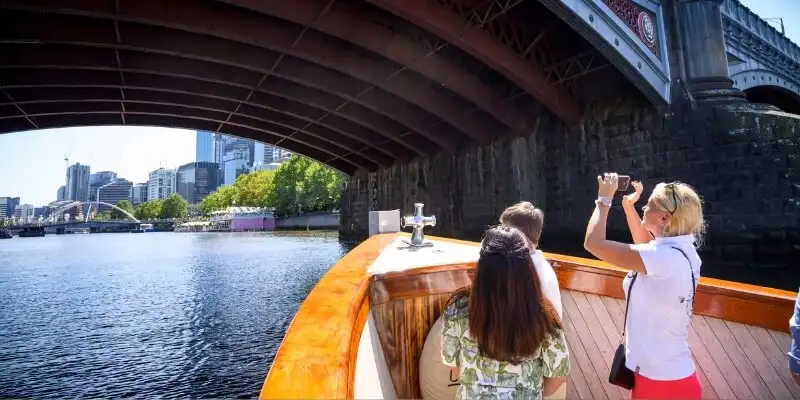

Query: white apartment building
[[147, 168, 176, 201]]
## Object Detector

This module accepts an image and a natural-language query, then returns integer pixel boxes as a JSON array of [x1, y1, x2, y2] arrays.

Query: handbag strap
[[621, 246, 696, 341], [621, 272, 638, 340], [670, 246, 697, 305]]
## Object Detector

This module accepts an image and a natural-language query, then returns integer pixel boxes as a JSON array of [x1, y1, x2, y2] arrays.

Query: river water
[[0, 231, 352, 399]]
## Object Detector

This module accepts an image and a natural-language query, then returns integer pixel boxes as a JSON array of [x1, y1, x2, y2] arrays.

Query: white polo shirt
[[532, 250, 563, 320], [623, 234, 701, 380]]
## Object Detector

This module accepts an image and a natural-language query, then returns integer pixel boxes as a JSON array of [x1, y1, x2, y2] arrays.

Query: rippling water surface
[[0, 231, 351, 398]]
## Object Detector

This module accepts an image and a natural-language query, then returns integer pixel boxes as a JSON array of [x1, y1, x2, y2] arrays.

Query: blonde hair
[[651, 182, 706, 241], [499, 201, 545, 247]]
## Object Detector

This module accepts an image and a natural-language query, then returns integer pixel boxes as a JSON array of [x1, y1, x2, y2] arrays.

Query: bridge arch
[[0, 0, 654, 174], [49, 201, 139, 223], [48, 201, 84, 223], [731, 69, 800, 114], [84, 201, 139, 222]]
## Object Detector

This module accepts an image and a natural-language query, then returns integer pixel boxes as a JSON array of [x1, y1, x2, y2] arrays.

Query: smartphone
[[617, 175, 631, 191]]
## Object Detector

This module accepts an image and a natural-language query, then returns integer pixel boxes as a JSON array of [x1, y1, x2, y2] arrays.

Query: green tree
[[112, 200, 134, 220], [235, 169, 275, 206], [134, 200, 163, 220], [196, 155, 342, 217], [302, 161, 343, 212], [268, 156, 308, 217], [160, 193, 187, 218], [268, 155, 343, 217], [200, 184, 239, 215], [186, 203, 202, 218]]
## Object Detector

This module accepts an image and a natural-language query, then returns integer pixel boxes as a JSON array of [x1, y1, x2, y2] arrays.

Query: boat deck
[[260, 232, 799, 400], [561, 289, 800, 400]]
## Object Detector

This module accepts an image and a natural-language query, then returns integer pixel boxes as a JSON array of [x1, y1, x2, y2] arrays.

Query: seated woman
[[584, 174, 705, 399], [441, 225, 570, 399]]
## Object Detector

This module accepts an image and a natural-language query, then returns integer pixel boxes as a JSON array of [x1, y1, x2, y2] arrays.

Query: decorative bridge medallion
[[603, 0, 660, 58], [637, 12, 656, 48]]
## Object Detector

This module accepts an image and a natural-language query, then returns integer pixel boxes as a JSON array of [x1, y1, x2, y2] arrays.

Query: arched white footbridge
[[47, 201, 139, 223]]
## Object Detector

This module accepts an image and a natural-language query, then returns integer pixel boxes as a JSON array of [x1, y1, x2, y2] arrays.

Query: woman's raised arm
[[622, 181, 654, 244], [584, 174, 647, 274]]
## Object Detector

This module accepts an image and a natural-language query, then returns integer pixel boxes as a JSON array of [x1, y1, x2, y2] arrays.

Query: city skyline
[[0, 127, 295, 206]]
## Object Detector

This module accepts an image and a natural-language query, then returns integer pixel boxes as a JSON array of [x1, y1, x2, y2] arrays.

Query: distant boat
[[17, 227, 45, 237]]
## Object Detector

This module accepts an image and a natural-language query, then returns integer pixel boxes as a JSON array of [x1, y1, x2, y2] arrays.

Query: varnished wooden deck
[[561, 289, 800, 400], [261, 233, 799, 399]]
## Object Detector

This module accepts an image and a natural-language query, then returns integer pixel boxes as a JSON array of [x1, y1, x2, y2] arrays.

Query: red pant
[[630, 371, 702, 400]]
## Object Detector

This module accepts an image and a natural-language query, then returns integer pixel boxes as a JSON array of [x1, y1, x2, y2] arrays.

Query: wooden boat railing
[[259, 232, 797, 399]]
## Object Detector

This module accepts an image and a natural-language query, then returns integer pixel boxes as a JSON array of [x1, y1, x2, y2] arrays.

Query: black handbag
[[607, 247, 697, 390], [608, 272, 637, 390]]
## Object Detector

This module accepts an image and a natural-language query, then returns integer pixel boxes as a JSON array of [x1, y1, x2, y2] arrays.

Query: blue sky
[[0, 127, 196, 205], [0, 1, 798, 206], [739, 0, 800, 42]]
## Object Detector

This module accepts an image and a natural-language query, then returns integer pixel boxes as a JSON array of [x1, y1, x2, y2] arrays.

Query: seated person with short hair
[[500, 201, 563, 319]]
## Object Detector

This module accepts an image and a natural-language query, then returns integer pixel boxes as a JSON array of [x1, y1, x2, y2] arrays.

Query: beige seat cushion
[[419, 315, 566, 399]]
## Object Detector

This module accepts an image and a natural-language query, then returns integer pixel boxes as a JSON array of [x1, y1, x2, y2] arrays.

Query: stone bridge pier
[[340, 0, 800, 288]]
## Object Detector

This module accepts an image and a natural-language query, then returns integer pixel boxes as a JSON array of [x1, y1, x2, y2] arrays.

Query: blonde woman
[[584, 173, 704, 399]]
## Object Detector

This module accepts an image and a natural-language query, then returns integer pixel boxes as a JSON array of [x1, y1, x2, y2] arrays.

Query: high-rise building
[[66, 163, 91, 202], [177, 161, 220, 203], [147, 168, 176, 201], [254, 142, 265, 169], [214, 134, 256, 184], [89, 171, 118, 202], [14, 204, 35, 223], [56, 186, 66, 201], [97, 179, 133, 212], [263, 144, 275, 165], [196, 131, 215, 162], [177, 163, 195, 203], [131, 183, 148, 205], [223, 148, 252, 186], [34, 206, 50, 219], [0, 197, 20, 220], [275, 147, 293, 162]]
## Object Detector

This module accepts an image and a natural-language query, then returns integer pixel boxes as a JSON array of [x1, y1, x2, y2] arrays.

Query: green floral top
[[441, 296, 571, 400]]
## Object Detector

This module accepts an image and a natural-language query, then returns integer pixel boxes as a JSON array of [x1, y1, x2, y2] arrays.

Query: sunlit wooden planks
[[560, 289, 798, 400], [370, 293, 451, 399], [260, 233, 798, 399]]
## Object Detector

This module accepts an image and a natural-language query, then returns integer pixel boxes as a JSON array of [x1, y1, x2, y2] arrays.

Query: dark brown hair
[[447, 225, 561, 363], [499, 201, 545, 247]]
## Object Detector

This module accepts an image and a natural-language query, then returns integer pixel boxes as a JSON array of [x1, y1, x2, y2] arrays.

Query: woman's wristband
[[596, 196, 612, 207]]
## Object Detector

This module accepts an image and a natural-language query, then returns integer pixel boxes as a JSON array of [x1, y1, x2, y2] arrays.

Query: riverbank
[[274, 212, 339, 230]]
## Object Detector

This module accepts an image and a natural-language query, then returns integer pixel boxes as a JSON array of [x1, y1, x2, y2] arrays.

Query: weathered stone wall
[[340, 127, 551, 240], [276, 212, 339, 229], [540, 100, 800, 288], [340, 99, 800, 289]]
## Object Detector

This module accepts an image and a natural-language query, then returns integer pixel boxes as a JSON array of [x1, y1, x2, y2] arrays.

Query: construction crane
[[63, 153, 70, 202]]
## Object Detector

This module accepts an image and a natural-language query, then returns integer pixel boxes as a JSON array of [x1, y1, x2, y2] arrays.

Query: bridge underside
[[0, 0, 646, 175], [745, 86, 800, 115]]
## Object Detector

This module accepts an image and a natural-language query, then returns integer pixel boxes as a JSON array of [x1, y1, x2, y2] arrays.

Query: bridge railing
[[4, 219, 140, 228], [721, 0, 800, 75]]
